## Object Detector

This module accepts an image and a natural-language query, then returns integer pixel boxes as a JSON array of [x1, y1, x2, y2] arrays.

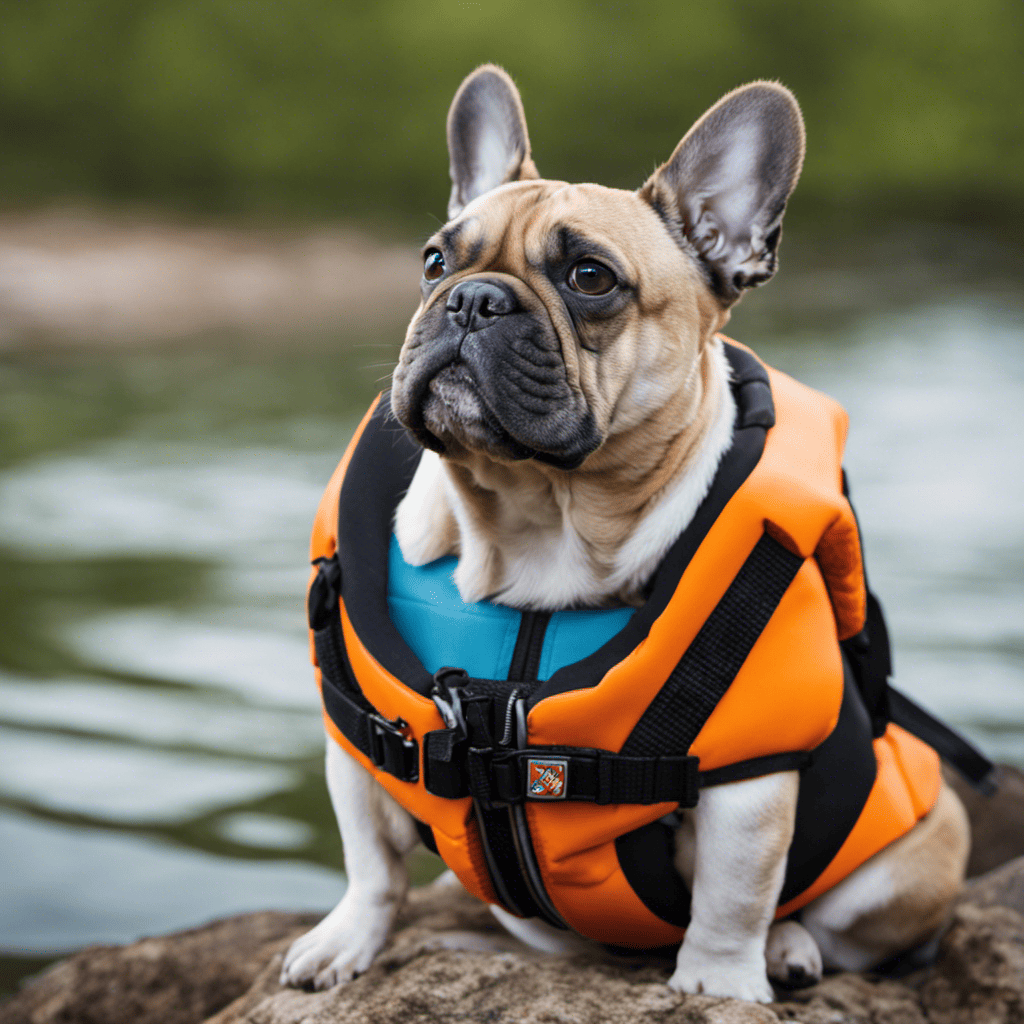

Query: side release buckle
[[368, 712, 419, 781]]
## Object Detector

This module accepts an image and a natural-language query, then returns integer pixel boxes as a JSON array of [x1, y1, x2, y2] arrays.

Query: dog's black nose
[[446, 279, 516, 331]]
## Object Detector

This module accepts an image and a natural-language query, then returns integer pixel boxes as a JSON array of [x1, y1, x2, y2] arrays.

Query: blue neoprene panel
[[387, 534, 636, 682], [387, 535, 521, 679], [540, 606, 636, 679]]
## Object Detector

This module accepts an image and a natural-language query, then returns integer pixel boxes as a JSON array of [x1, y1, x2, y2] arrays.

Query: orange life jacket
[[306, 340, 991, 947]]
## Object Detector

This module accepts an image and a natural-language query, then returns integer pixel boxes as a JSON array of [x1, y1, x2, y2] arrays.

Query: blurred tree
[[0, 0, 1020, 234]]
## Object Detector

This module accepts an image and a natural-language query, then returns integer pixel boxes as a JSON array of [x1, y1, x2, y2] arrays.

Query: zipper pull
[[499, 688, 522, 748]]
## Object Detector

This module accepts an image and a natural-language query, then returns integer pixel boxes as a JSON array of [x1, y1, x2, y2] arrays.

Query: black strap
[[623, 531, 805, 757], [839, 586, 995, 794], [319, 672, 419, 781], [310, 555, 419, 783], [698, 750, 813, 788], [834, 489, 997, 797], [888, 688, 996, 795], [841, 590, 893, 737], [423, 533, 808, 803], [425, 742, 701, 807], [842, 591, 995, 793]]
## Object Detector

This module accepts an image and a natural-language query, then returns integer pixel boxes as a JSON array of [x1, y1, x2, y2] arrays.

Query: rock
[[7, 866, 1024, 1024], [0, 912, 319, 1024], [918, 903, 1024, 1024], [959, 855, 1024, 918], [4, 775, 1024, 1024], [778, 973, 929, 1024], [946, 763, 1024, 878]]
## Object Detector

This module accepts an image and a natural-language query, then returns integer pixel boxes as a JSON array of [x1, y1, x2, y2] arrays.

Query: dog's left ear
[[640, 81, 805, 305], [446, 64, 539, 220]]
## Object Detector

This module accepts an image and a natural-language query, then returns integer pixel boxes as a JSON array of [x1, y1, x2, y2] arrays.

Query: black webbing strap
[[310, 555, 419, 783], [425, 741, 700, 807], [698, 750, 812, 788], [837, 555, 996, 794], [622, 531, 805, 758], [319, 672, 419, 781], [889, 688, 996, 794], [841, 590, 893, 738]]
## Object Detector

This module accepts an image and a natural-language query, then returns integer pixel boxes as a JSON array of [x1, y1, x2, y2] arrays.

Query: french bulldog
[[281, 65, 969, 1002]]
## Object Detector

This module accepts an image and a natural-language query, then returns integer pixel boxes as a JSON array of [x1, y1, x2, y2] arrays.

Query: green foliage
[[1, 0, 1021, 231]]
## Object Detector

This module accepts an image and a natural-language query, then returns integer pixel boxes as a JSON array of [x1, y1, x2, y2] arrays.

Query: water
[[1, 294, 1023, 995]]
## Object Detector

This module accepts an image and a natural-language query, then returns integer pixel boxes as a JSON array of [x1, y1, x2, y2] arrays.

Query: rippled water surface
[[1, 291, 1022, 993]]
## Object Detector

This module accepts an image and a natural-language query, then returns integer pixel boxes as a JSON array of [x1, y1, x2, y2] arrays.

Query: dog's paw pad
[[766, 920, 822, 989]]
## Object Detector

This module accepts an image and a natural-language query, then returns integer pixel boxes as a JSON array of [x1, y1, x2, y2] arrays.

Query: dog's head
[[391, 65, 804, 472]]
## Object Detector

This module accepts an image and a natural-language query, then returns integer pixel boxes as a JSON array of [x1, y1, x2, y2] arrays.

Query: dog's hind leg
[[800, 783, 970, 971], [281, 737, 419, 989], [765, 920, 822, 988]]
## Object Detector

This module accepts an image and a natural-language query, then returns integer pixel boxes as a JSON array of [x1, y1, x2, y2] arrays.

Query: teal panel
[[387, 534, 521, 679], [538, 606, 636, 681], [387, 534, 635, 682]]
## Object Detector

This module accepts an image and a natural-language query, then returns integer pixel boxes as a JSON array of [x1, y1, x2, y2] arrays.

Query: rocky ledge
[[3, 767, 1024, 1024]]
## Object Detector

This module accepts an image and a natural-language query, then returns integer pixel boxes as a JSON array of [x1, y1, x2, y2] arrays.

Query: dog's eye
[[423, 249, 445, 281], [567, 260, 616, 295]]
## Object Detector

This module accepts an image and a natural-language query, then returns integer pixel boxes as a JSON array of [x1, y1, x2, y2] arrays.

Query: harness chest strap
[[308, 525, 818, 805]]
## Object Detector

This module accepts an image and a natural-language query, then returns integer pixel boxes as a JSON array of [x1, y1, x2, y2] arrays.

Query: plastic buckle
[[368, 712, 418, 782], [489, 752, 522, 805]]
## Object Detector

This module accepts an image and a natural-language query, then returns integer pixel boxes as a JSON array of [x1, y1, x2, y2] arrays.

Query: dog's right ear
[[446, 65, 539, 220], [640, 82, 805, 306]]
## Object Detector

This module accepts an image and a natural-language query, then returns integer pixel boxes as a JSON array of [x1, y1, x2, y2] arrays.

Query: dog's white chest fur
[[395, 343, 737, 610]]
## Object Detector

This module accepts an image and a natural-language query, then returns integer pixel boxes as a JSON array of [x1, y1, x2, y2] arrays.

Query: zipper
[[507, 696, 569, 928], [440, 610, 567, 927], [501, 610, 568, 928], [507, 610, 551, 682]]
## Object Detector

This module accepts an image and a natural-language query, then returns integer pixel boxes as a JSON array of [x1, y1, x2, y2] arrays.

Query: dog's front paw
[[668, 945, 775, 1004], [765, 920, 822, 989], [280, 895, 394, 990]]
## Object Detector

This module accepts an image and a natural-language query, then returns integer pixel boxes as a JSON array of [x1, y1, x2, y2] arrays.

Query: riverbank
[[0, 208, 419, 349], [1, 208, 1021, 352]]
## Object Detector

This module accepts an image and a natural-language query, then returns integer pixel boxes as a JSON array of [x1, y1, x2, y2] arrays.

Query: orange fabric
[[308, 393, 496, 907], [310, 343, 939, 948], [525, 801, 687, 946], [527, 797, 688, 946], [776, 725, 941, 917], [816, 503, 868, 640], [528, 360, 853, 762]]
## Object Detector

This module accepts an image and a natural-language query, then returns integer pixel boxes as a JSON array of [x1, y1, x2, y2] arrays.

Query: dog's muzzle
[[392, 276, 601, 470]]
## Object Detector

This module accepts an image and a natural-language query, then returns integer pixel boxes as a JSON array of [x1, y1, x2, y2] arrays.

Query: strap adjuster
[[368, 712, 419, 781]]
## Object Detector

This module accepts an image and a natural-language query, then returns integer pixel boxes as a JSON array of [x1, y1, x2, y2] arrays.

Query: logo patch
[[527, 758, 568, 800]]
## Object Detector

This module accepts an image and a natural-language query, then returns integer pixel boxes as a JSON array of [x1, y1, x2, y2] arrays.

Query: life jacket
[[306, 339, 994, 948]]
